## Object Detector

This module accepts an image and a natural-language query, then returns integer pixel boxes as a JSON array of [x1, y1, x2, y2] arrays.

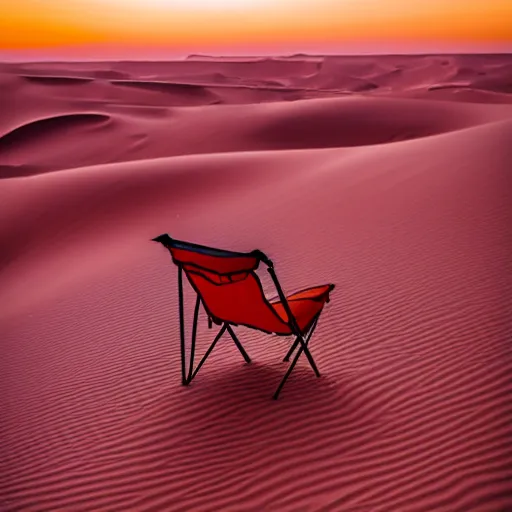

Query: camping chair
[[152, 234, 335, 399]]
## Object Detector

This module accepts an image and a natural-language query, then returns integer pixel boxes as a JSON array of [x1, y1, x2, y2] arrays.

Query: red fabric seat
[[183, 265, 334, 335]]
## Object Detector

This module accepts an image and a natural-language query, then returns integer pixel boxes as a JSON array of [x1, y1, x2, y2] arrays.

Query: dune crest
[[0, 113, 110, 150], [0, 114, 112, 174]]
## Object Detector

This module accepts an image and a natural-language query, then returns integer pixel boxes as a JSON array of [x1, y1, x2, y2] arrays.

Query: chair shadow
[[163, 359, 383, 470], [188, 359, 338, 405]]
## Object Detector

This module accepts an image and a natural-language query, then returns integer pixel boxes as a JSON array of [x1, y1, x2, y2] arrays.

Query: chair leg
[[283, 338, 298, 363], [186, 295, 201, 383], [178, 266, 187, 385], [283, 316, 319, 362], [274, 318, 321, 400], [290, 331, 320, 379], [226, 324, 251, 364], [285, 335, 320, 378], [187, 324, 227, 384], [288, 318, 321, 378], [274, 343, 307, 400]]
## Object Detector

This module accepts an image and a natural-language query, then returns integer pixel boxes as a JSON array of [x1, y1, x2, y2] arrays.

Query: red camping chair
[[152, 234, 335, 399]]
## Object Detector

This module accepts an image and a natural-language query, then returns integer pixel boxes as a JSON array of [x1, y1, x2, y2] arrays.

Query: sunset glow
[[1, 0, 511, 58], [136, 0, 272, 11]]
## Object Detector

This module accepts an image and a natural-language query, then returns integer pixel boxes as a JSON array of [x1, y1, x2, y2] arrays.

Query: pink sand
[[1, 54, 511, 511]]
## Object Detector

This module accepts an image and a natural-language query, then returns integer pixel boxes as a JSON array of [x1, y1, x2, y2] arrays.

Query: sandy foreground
[[1, 54, 511, 511]]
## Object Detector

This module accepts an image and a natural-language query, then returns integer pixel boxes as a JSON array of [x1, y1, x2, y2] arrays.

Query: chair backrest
[[153, 235, 291, 334]]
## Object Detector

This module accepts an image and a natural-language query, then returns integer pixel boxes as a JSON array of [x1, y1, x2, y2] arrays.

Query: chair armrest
[[286, 284, 335, 302]]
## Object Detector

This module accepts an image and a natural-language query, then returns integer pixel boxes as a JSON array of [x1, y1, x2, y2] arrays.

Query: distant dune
[[1, 54, 511, 512]]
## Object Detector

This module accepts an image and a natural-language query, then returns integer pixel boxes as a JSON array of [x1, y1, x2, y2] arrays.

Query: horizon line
[[2, 51, 511, 64]]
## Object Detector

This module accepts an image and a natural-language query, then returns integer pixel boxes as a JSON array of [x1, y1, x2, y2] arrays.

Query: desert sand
[[1, 54, 511, 511]]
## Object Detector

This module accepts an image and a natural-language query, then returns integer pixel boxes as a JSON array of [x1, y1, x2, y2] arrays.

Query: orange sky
[[1, 0, 511, 57]]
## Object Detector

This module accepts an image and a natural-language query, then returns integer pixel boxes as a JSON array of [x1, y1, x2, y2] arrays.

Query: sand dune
[[0, 113, 112, 175], [11, 54, 511, 93], [110, 79, 219, 99], [1, 55, 511, 512], [411, 87, 512, 105], [2, 96, 511, 176]]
